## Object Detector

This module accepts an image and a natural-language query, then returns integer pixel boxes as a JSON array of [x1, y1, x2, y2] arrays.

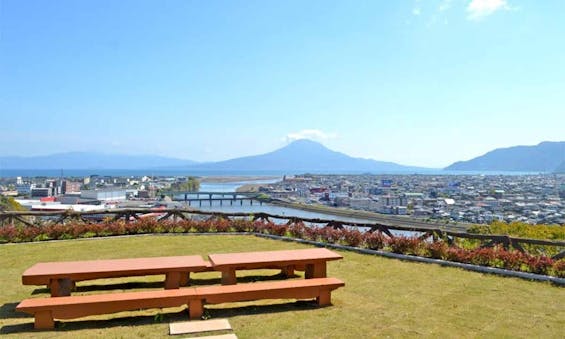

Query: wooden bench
[[16, 288, 201, 329], [192, 277, 345, 316], [16, 278, 345, 329], [22, 255, 210, 297], [208, 248, 343, 285]]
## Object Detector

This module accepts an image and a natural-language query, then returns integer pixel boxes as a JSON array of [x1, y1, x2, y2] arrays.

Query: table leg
[[281, 265, 295, 277], [305, 263, 326, 279], [49, 278, 73, 297], [189, 299, 203, 319], [221, 269, 237, 285], [165, 271, 181, 289], [179, 272, 190, 286]]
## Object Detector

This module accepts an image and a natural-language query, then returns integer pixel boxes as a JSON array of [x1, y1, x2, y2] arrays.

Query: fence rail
[[1, 209, 564, 259]]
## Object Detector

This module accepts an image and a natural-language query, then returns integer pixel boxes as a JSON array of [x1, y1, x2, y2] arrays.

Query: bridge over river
[[162, 191, 263, 207]]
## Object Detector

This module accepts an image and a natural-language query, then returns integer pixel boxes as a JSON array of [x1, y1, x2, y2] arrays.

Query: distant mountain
[[0, 152, 196, 170], [189, 139, 430, 173], [554, 161, 565, 174], [445, 141, 565, 172]]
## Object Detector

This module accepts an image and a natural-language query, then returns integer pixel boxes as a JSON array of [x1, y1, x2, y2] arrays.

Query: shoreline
[[200, 175, 280, 184], [235, 183, 267, 192]]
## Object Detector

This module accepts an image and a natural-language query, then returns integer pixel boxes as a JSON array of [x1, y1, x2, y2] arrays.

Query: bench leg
[[34, 310, 54, 329], [50, 278, 73, 297], [165, 272, 181, 289], [221, 269, 237, 285], [281, 265, 295, 277], [305, 263, 326, 279], [316, 290, 332, 306], [189, 299, 203, 319], [179, 272, 190, 286]]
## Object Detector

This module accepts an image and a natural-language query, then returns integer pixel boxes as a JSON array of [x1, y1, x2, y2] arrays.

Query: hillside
[[554, 161, 565, 174], [445, 141, 565, 172], [190, 139, 430, 173], [0, 152, 196, 170]]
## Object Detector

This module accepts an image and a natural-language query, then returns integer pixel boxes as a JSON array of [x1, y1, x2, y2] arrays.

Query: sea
[[0, 168, 545, 178]]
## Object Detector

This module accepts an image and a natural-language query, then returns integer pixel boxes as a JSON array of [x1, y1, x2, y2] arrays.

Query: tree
[[171, 177, 200, 191], [0, 196, 26, 211]]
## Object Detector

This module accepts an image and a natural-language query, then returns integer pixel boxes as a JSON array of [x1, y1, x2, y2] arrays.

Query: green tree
[[0, 196, 26, 211], [171, 177, 200, 191]]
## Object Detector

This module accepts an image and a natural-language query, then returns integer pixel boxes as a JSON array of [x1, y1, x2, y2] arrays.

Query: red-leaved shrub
[[288, 222, 308, 239], [387, 236, 422, 255], [2, 217, 563, 278], [364, 231, 387, 250], [468, 247, 498, 266], [342, 229, 363, 247], [523, 255, 553, 275], [426, 240, 449, 259], [231, 219, 253, 232], [212, 218, 231, 232], [445, 246, 469, 263], [0, 225, 19, 242], [552, 260, 565, 278], [319, 227, 341, 244]]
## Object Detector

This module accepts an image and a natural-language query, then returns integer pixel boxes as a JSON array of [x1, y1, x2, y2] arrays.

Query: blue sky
[[1, 0, 563, 168]]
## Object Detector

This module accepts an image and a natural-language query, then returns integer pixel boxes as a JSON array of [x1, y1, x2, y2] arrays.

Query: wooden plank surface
[[208, 248, 342, 268], [22, 255, 208, 285]]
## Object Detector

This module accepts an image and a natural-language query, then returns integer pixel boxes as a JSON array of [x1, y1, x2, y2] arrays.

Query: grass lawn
[[1, 234, 563, 338]]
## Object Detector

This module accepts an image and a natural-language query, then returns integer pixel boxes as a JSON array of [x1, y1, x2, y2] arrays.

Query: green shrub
[[468, 221, 565, 240]]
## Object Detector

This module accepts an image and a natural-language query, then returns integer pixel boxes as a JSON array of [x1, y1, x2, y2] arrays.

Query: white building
[[81, 189, 127, 201], [349, 198, 378, 211], [376, 195, 408, 214]]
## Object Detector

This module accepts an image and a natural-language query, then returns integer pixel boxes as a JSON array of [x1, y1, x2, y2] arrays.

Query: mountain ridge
[[1, 140, 430, 173], [188, 139, 430, 173], [8, 140, 562, 173], [0, 152, 196, 170], [445, 141, 565, 172]]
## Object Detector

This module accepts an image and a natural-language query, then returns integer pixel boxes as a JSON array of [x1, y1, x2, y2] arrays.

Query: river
[[193, 180, 387, 226]]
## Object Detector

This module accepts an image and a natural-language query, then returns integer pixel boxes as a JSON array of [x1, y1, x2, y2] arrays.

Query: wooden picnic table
[[208, 248, 343, 285], [22, 255, 209, 297]]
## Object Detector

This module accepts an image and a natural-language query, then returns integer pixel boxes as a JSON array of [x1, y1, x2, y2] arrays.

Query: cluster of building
[[0, 175, 191, 211], [263, 174, 565, 225], [2, 173, 565, 225]]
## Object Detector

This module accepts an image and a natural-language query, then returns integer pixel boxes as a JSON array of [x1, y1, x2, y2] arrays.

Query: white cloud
[[438, 0, 452, 12], [411, 0, 421, 16], [467, 0, 510, 20], [284, 129, 337, 143]]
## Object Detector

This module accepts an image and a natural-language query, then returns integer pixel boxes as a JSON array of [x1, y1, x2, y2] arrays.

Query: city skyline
[[2, 0, 564, 167]]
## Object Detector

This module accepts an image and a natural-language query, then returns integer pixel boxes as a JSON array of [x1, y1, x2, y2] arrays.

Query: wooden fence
[[1, 208, 564, 260]]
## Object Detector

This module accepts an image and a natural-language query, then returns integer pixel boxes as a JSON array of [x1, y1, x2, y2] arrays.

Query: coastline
[[235, 183, 266, 192], [200, 175, 280, 183]]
